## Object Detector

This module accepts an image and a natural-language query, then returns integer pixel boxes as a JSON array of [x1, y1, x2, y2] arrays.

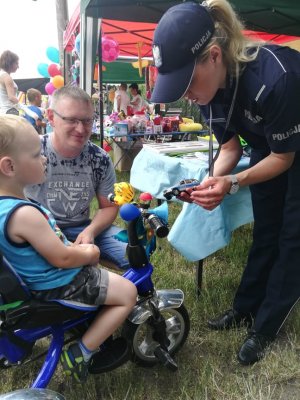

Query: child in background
[[0, 115, 137, 383], [129, 83, 144, 112], [25, 88, 47, 134]]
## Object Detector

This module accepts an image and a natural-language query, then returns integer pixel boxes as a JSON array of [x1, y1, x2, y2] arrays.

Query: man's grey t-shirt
[[25, 133, 116, 227]]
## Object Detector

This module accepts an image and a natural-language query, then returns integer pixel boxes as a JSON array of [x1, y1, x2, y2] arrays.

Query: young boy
[[0, 115, 137, 383], [24, 88, 47, 134]]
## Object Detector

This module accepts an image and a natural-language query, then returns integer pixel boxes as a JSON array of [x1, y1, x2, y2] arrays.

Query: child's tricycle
[[0, 184, 190, 390]]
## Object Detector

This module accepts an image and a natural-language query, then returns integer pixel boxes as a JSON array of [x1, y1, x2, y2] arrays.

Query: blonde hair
[[199, 0, 265, 76], [50, 86, 92, 109], [0, 115, 31, 158], [27, 88, 41, 103]]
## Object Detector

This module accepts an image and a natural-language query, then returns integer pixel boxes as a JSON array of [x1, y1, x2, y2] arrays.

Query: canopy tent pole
[[79, 10, 87, 91], [80, 11, 98, 95], [98, 20, 104, 149]]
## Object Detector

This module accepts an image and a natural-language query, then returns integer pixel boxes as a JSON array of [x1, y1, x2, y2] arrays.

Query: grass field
[[1, 170, 299, 400]]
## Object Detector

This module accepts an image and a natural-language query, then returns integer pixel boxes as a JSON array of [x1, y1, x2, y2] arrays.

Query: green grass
[[1, 170, 299, 399]]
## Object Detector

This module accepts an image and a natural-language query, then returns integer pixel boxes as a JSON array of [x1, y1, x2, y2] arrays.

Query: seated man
[[25, 86, 129, 270]]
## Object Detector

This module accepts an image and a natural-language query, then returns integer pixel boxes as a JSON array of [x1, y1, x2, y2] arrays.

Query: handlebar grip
[[148, 215, 169, 238]]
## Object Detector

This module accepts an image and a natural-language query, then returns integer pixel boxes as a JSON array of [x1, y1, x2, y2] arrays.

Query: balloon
[[75, 34, 80, 56], [101, 36, 119, 62], [48, 63, 61, 77], [46, 47, 60, 63], [45, 82, 56, 95], [103, 49, 118, 62], [37, 63, 50, 78], [52, 75, 64, 89]]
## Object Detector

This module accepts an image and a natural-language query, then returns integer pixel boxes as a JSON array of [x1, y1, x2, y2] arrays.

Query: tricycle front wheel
[[122, 304, 190, 367]]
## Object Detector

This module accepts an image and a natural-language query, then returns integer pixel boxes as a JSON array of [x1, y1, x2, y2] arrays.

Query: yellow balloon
[[52, 75, 64, 89]]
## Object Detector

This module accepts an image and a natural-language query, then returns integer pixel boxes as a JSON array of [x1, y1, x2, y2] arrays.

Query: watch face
[[229, 175, 239, 194], [229, 183, 239, 194]]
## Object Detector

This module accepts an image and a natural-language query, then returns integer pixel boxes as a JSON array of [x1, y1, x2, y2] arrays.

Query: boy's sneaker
[[60, 343, 89, 383]]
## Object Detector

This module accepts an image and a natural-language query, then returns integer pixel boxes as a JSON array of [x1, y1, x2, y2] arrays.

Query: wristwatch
[[228, 175, 239, 195]]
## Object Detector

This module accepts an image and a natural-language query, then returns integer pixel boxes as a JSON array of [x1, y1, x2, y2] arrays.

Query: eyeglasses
[[52, 110, 94, 127]]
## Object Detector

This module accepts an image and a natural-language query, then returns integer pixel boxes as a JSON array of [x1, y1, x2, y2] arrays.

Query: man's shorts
[[61, 223, 129, 270], [33, 266, 109, 306]]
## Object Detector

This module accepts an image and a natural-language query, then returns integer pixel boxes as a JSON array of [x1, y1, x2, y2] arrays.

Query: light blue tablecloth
[[130, 148, 253, 261]]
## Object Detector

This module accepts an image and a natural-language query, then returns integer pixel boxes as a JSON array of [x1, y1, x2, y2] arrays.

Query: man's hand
[[74, 227, 94, 245]]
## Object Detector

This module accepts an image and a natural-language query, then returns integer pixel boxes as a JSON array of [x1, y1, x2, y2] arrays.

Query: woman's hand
[[188, 176, 232, 211]]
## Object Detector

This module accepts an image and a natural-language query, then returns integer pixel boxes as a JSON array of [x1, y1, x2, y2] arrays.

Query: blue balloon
[[120, 204, 140, 221], [37, 63, 50, 78], [46, 47, 60, 64], [75, 34, 80, 56]]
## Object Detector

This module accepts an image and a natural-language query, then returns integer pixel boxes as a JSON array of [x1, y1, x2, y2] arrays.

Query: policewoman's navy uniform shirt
[[200, 45, 300, 153]]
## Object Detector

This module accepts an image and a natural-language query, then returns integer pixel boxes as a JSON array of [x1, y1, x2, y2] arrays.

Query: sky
[[1, 0, 79, 78]]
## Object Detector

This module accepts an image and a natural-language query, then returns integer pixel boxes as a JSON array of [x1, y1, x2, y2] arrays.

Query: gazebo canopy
[[80, 0, 300, 36], [74, 0, 300, 145], [63, 1, 300, 93], [74, 0, 300, 58]]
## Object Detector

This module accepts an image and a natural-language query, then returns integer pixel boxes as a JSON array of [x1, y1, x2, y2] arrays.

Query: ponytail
[[199, 0, 264, 76]]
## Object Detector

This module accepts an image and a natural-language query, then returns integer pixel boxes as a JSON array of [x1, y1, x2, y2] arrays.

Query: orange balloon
[[52, 75, 64, 89], [94, 63, 98, 81]]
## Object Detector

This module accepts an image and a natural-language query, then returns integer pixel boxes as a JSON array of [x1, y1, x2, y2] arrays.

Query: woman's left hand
[[187, 176, 231, 211]]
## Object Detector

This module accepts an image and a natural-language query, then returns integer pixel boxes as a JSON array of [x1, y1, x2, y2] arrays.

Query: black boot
[[208, 309, 253, 330]]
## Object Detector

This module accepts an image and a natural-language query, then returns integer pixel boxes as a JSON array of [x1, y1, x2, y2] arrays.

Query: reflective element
[[0, 389, 65, 399], [52, 110, 93, 127], [128, 289, 185, 325]]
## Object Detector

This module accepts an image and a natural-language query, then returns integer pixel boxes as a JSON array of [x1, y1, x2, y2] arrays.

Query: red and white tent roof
[[63, 4, 300, 56]]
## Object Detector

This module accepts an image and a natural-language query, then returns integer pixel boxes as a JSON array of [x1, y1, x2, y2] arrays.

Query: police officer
[[151, 0, 300, 365]]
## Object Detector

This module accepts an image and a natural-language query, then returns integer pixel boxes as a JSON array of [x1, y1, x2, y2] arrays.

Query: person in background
[[151, 0, 300, 365], [0, 115, 137, 383], [25, 88, 47, 134], [107, 85, 116, 115], [0, 50, 19, 115], [113, 82, 130, 114], [25, 86, 130, 271], [129, 83, 144, 112]]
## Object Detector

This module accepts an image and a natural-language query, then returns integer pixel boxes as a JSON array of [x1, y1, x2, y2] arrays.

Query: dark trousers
[[233, 150, 300, 337]]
